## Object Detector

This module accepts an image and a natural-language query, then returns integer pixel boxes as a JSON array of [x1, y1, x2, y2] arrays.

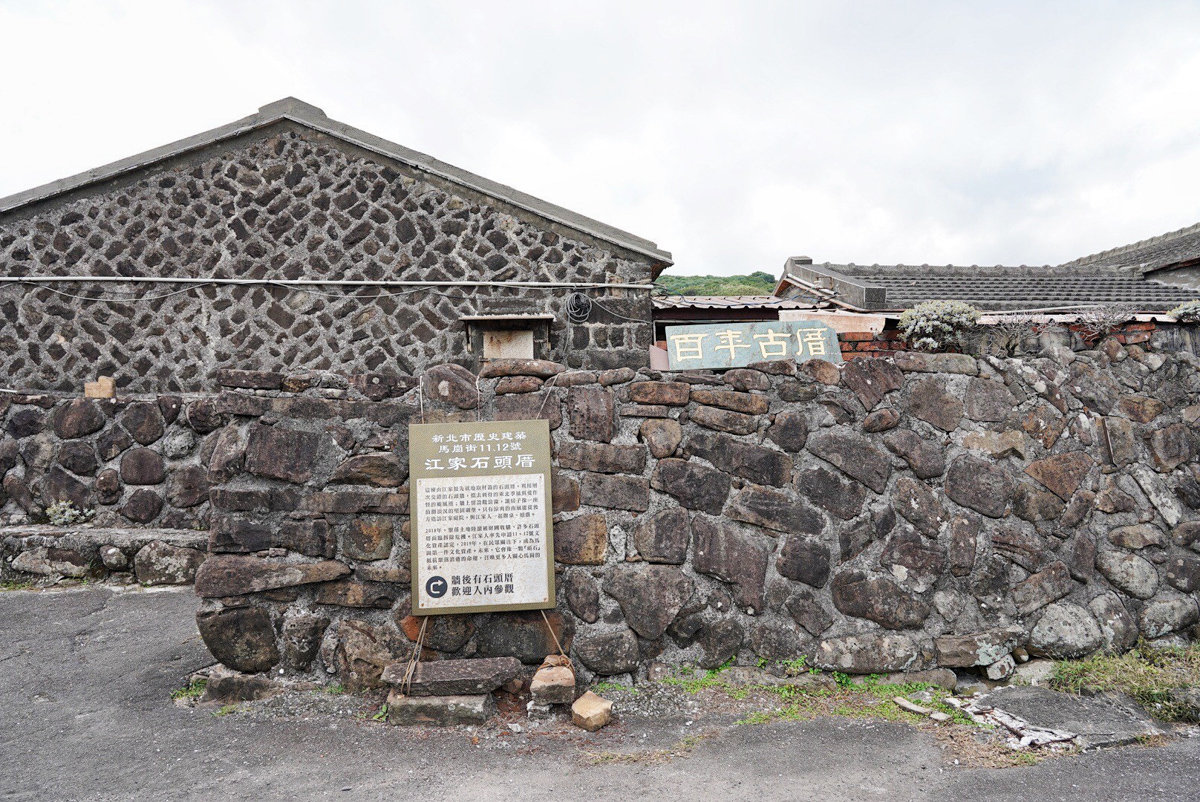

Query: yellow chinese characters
[[669, 332, 708, 362]]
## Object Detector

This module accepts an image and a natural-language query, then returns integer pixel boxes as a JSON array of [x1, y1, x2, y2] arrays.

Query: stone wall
[[186, 342, 1200, 686], [6, 340, 1200, 688], [0, 127, 655, 393]]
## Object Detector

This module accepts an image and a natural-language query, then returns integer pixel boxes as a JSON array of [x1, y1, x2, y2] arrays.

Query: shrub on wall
[[898, 300, 981, 352], [1168, 300, 1200, 322]]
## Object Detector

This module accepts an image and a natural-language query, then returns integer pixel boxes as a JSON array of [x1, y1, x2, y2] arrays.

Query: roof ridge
[[0, 97, 672, 266], [1059, 219, 1200, 268]]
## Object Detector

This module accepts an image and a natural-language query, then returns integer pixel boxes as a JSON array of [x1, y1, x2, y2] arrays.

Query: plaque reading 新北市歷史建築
[[408, 419, 554, 615]]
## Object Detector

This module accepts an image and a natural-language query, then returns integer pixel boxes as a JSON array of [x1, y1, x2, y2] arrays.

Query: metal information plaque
[[664, 320, 843, 371], [409, 419, 555, 615]]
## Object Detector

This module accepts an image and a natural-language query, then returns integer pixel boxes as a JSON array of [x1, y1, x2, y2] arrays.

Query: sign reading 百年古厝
[[408, 419, 555, 615], [664, 320, 842, 371]]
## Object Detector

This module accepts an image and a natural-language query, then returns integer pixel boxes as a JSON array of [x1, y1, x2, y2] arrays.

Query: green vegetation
[[1051, 643, 1200, 722], [656, 272, 777, 297], [0, 579, 36, 591], [170, 678, 207, 702], [45, 500, 94, 526], [897, 300, 981, 352], [212, 704, 240, 718], [324, 683, 347, 695], [1168, 299, 1200, 322], [591, 681, 637, 696]]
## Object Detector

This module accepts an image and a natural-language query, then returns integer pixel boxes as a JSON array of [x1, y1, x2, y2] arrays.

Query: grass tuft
[[1050, 642, 1200, 722]]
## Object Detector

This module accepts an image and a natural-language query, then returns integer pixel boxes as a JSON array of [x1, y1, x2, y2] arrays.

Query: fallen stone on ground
[[385, 690, 496, 726], [572, 690, 614, 731], [975, 686, 1167, 750]]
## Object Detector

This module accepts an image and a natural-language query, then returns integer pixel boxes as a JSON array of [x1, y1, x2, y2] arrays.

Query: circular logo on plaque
[[425, 576, 448, 598]]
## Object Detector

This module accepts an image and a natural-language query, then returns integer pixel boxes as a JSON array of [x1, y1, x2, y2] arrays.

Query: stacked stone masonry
[[6, 340, 1200, 687], [0, 127, 654, 393]]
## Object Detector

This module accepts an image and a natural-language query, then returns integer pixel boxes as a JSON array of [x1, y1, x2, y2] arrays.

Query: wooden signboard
[[408, 419, 555, 615], [664, 320, 842, 371]]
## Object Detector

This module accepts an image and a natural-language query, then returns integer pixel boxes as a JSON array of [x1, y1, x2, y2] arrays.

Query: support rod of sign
[[0, 276, 654, 290]]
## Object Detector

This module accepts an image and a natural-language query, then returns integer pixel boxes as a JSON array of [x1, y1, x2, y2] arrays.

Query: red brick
[[1123, 322, 1155, 332], [838, 332, 875, 342]]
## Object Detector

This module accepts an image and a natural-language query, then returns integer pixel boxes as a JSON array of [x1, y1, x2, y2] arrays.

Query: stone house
[[0, 98, 672, 394]]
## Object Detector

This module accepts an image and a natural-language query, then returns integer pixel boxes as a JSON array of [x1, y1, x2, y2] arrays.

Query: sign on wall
[[408, 419, 555, 615], [664, 320, 843, 371]]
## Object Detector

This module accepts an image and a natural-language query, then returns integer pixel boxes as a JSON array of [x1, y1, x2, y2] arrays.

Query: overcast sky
[[3, 1, 1200, 277]]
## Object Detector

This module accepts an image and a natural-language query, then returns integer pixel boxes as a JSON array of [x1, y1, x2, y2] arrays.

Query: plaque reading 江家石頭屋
[[408, 419, 554, 615]]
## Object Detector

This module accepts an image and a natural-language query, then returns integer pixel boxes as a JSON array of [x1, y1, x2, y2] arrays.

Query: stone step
[[380, 656, 522, 696], [386, 690, 495, 726]]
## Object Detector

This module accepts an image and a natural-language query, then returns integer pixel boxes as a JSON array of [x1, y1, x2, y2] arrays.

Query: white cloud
[[2, 0, 1200, 276]]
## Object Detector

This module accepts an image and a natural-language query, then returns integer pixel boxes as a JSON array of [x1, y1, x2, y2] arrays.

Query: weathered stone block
[[344, 517, 394, 561], [603, 564, 695, 638], [120, 489, 162, 523], [479, 359, 565, 379], [329, 454, 406, 487], [944, 455, 1013, 518], [572, 691, 614, 731], [1148, 424, 1194, 472], [386, 691, 496, 725], [830, 570, 929, 629], [530, 664, 576, 705], [43, 465, 93, 510], [556, 441, 646, 474], [1165, 555, 1200, 593], [727, 484, 822, 536], [906, 378, 963, 432], [166, 465, 210, 508], [633, 508, 690, 564], [1108, 524, 1167, 550], [806, 427, 891, 493], [776, 535, 831, 588], [795, 464, 867, 521], [119, 448, 165, 485], [11, 546, 89, 577], [314, 579, 398, 608], [884, 429, 946, 480], [766, 409, 808, 452], [639, 418, 682, 458], [563, 571, 601, 623], [841, 357, 903, 411], [197, 606, 280, 673], [724, 368, 772, 391], [1028, 603, 1102, 659], [814, 633, 925, 674], [690, 389, 769, 415], [688, 430, 792, 487], [1024, 452, 1094, 501], [893, 478, 945, 537], [576, 629, 640, 675], [963, 378, 1016, 422], [554, 514, 608, 565], [567, 386, 614, 442], [381, 656, 522, 695], [397, 614, 475, 653], [1013, 561, 1074, 615], [194, 555, 350, 597], [628, 381, 689, 406], [880, 528, 945, 582], [244, 425, 322, 484], [475, 610, 573, 664], [421, 363, 480, 409], [935, 627, 1025, 668], [580, 472, 649, 512], [698, 618, 744, 669], [785, 589, 833, 635], [693, 517, 769, 612], [893, 352, 977, 375], [651, 458, 730, 515], [281, 613, 329, 671], [134, 541, 205, 585], [1088, 593, 1137, 654], [52, 399, 105, 439], [1140, 597, 1200, 638], [690, 404, 758, 435], [1095, 550, 1159, 599]]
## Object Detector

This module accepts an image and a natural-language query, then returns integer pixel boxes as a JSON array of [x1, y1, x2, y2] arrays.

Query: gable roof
[[1058, 220, 1200, 275], [778, 257, 1198, 313], [0, 97, 672, 270]]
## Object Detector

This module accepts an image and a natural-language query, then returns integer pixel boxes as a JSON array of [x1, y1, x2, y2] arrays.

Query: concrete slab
[[979, 686, 1167, 749]]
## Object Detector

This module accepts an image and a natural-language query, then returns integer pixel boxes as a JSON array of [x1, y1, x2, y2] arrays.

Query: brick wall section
[[0, 129, 655, 393], [5, 339, 1200, 686], [838, 322, 1162, 360]]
